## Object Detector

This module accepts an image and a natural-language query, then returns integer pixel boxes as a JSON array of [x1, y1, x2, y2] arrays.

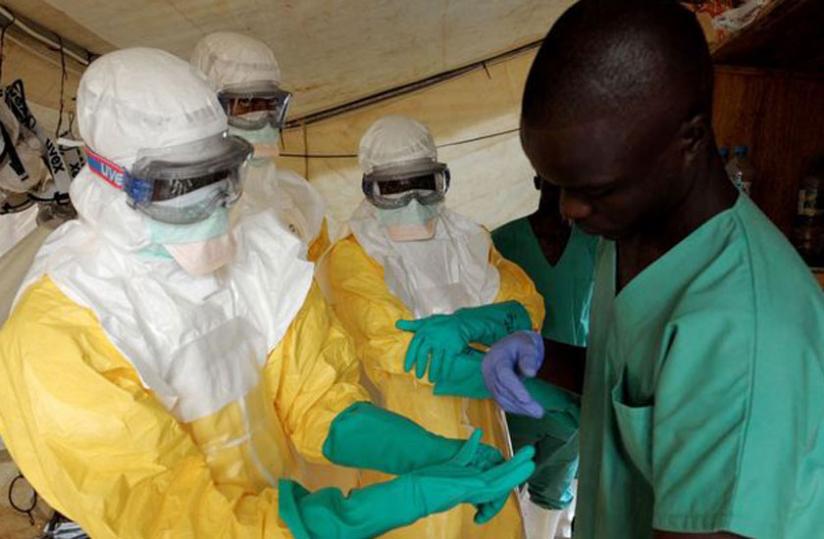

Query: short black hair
[[522, 0, 713, 130]]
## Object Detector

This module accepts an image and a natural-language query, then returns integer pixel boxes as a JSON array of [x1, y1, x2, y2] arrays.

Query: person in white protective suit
[[320, 115, 546, 538], [191, 31, 329, 261], [0, 48, 536, 538]]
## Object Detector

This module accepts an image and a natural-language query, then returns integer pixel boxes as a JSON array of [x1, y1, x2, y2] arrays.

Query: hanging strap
[[1, 80, 83, 200]]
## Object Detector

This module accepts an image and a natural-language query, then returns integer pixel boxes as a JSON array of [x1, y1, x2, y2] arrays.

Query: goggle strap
[[84, 147, 127, 191]]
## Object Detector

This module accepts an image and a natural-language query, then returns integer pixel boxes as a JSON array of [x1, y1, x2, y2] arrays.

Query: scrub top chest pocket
[[605, 317, 668, 487]]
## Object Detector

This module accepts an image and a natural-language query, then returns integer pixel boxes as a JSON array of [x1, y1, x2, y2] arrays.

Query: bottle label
[[798, 189, 821, 217]]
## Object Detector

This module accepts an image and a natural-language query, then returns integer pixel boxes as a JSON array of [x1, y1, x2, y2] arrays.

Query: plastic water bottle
[[725, 146, 757, 195], [793, 157, 824, 266], [719, 147, 730, 164]]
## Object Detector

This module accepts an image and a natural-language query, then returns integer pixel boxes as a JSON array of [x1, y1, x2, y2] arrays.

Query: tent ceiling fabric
[[4, 0, 574, 116], [2, 0, 115, 55], [276, 50, 541, 237]]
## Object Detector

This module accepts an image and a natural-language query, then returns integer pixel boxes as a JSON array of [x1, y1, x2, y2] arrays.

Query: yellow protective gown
[[307, 220, 330, 262], [322, 234, 545, 539], [0, 277, 369, 538]]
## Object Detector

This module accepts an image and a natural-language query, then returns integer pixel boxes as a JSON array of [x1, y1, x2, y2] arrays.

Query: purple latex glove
[[481, 331, 545, 418]]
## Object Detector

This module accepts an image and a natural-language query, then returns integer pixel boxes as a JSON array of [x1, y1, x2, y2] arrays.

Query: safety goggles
[[217, 81, 292, 130], [86, 133, 253, 225], [362, 158, 450, 210]]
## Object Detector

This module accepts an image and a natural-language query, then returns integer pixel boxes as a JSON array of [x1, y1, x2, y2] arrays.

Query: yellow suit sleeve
[[0, 277, 353, 538], [306, 219, 331, 262], [266, 282, 370, 463], [321, 236, 417, 384], [491, 245, 546, 331]]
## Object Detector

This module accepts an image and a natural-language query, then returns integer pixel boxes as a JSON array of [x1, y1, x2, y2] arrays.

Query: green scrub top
[[492, 218, 598, 347], [493, 218, 597, 509], [577, 195, 824, 539]]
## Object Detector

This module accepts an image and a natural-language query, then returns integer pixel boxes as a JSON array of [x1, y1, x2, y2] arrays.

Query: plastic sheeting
[[0, 225, 50, 321], [0, 208, 38, 260]]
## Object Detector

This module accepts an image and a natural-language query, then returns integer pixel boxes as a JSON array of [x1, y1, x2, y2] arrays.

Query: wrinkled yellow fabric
[[322, 234, 545, 538], [307, 219, 330, 263], [0, 276, 368, 538]]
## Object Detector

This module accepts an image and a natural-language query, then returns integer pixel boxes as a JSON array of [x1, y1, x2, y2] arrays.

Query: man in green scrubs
[[484, 1, 824, 538], [493, 179, 597, 534]]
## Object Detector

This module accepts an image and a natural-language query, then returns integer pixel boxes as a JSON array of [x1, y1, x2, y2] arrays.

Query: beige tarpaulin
[[1, 0, 573, 117]]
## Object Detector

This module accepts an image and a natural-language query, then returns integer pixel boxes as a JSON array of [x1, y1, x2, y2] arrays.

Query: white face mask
[[145, 207, 235, 276], [164, 234, 236, 277], [377, 200, 440, 241], [229, 124, 280, 160]]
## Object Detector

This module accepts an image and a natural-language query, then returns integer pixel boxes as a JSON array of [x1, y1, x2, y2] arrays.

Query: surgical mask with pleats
[[377, 200, 440, 241], [229, 124, 280, 160], [143, 207, 235, 276]]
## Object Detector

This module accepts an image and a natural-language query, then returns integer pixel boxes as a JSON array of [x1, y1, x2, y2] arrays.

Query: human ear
[[679, 113, 710, 157]]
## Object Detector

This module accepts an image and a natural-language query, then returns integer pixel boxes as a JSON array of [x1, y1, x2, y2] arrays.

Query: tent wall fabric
[[277, 49, 541, 237], [0, 22, 84, 127]]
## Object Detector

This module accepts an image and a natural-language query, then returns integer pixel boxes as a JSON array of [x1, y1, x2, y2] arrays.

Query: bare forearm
[[535, 338, 586, 394]]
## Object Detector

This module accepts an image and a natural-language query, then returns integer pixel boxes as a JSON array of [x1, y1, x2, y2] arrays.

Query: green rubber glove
[[280, 432, 537, 539], [435, 351, 581, 511], [508, 413, 579, 510], [323, 402, 504, 475], [396, 301, 532, 382], [434, 350, 580, 423]]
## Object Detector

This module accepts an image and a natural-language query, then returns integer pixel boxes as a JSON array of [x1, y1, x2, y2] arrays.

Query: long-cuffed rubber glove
[[280, 432, 537, 539], [507, 413, 579, 510], [433, 347, 580, 422], [396, 300, 532, 382], [323, 402, 504, 475], [438, 347, 581, 510]]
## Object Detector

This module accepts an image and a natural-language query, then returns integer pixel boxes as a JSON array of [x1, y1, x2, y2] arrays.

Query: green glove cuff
[[454, 301, 533, 345], [280, 440, 536, 538], [524, 379, 580, 421], [278, 479, 313, 539], [527, 428, 579, 510], [432, 350, 491, 399], [433, 352, 580, 423], [323, 402, 462, 474], [279, 477, 421, 539]]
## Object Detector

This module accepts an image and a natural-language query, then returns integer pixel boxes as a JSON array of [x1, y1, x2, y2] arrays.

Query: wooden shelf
[[711, 0, 824, 72]]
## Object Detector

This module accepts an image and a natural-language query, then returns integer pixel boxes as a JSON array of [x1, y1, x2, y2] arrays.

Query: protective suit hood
[[349, 201, 499, 317], [191, 32, 281, 91]]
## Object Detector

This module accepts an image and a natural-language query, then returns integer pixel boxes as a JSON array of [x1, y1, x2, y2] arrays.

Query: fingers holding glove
[[482, 331, 546, 418]]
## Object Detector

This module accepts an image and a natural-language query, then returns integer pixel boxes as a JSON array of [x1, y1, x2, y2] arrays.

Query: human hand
[[482, 331, 545, 418]]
